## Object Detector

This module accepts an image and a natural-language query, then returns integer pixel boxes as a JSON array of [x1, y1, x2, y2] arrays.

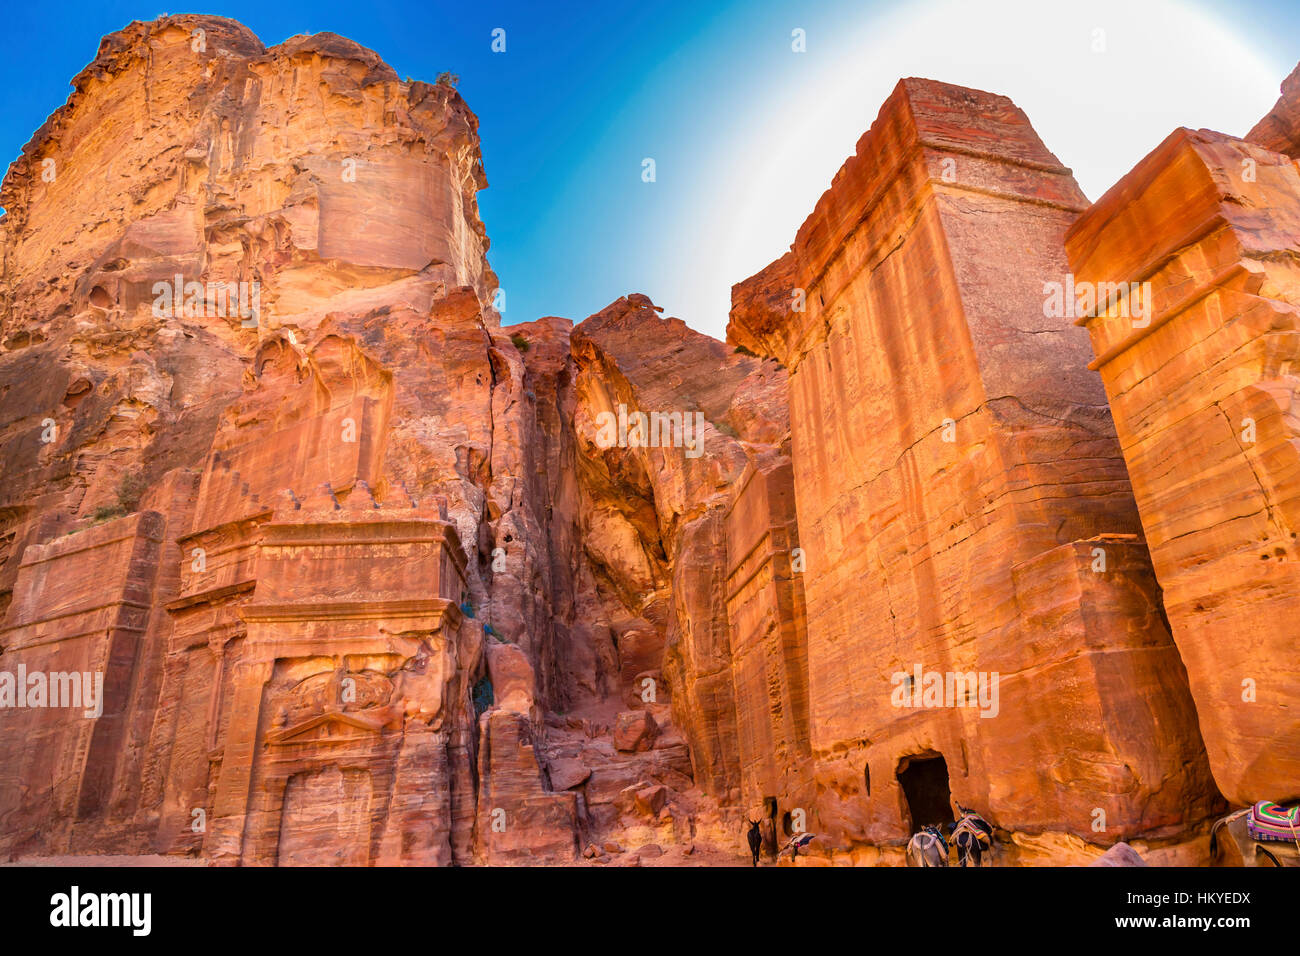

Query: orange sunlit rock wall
[[5, 12, 1296, 867], [728, 79, 1220, 847], [1066, 127, 1300, 807]]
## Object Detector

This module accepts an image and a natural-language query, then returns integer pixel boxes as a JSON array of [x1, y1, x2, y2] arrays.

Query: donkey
[[747, 819, 763, 867], [1210, 806, 1300, 867], [906, 825, 949, 867], [951, 806, 994, 867]]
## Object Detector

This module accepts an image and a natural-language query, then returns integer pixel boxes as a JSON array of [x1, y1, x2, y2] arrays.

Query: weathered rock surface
[[0, 15, 579, 866], [568, 293, 790, 803], [726, 78, 1220, 849], [0, 13, 769, 864], [724, 458, 812, 822], [1248, 62, 1300, 158], [1065, 127, 1300, 807], [0, 14, 1291, 867], [613, 710, 659, 752]]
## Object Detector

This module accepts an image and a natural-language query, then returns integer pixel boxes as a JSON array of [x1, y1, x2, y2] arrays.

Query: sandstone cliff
[[1068, 122, 1300, 810], [728, 79, 1221, 859], [0, 14, 571, 865], [0, 14, 1294, 867]]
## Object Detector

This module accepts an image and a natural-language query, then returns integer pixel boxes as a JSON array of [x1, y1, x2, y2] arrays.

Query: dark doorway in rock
[[897, 753, 954, 831]]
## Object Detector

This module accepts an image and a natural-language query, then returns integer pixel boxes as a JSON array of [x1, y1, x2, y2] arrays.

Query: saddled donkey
[[951, 806, 994, 867], [1210, 802, 1300, 867], [907, 825, 949, 867]]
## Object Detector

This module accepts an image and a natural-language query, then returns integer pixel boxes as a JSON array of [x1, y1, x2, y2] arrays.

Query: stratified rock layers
[[568, 295, 791, 803], [2, 12, 1287, 866], [0, 15, 572, 865], [728, 80, 1219, 846], [1065, 128, 1300, 806], [724, 458, 812, 847]]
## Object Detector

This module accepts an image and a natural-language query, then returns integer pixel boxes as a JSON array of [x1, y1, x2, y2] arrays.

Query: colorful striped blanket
[[1248, 801, 1300, 842], [953, 812, 992, 847]]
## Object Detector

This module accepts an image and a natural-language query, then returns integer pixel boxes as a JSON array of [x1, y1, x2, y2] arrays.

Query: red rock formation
[[727, 79, 1220, 851], [1248, 62, 1300, 157], [0, 511, 171, 854], [475, 710, 580, 864], [568, 293, 789, 806], [2, 13, 1285, 867], [1065, 126, 1300, 806], [724, 458, 812, 835], [0, 15, 581, 866]]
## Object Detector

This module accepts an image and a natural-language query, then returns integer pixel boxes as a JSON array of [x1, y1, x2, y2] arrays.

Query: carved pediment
[[266, 708, 389, 746]]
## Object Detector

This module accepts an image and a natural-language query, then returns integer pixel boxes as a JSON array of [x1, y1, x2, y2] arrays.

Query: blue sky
[[2, 1, 1299, 337]]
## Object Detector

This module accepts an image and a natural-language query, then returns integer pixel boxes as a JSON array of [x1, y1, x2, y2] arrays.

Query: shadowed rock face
[[0, 14, 1289, 866], [569, 294, 790, 803]]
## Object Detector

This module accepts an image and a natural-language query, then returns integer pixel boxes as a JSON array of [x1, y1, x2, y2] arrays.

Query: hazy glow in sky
[[649, 0, 1286, 337]]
